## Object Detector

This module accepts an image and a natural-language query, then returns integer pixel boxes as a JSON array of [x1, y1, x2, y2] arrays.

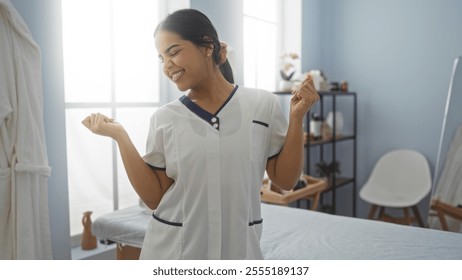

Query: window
[[61, 0, 168, 241], [243, 0, 302, 92], [243, 0, 278, 91]]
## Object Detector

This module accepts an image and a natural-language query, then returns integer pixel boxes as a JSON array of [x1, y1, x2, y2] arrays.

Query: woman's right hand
[[82, 113, 126, 140]]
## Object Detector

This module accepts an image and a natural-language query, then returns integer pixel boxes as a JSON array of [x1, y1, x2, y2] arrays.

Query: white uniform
[[140, 86, 288, 259]]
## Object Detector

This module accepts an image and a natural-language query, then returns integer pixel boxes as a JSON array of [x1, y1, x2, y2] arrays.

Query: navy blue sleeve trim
[[146, 163, 166, 171], [249, 219, 263, 226], [152, 213, 183, 227], [268, 152, 280, 160]]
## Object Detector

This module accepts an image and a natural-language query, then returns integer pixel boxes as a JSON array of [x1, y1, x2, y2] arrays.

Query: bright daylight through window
[[61, 0, 161, 239], [243, 0, 278, 91]]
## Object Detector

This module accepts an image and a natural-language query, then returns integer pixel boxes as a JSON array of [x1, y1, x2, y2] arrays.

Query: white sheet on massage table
[[92, 203, 462, 259]]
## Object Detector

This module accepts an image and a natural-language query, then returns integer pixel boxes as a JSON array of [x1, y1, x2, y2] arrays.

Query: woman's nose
[[163, 57, 173, 70]]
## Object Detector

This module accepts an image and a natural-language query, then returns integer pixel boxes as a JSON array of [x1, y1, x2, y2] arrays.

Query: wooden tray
[[261, 175, 327, 210]]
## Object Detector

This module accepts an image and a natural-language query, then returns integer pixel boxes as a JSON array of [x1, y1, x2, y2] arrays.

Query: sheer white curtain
[[0, 0, 52, 259]]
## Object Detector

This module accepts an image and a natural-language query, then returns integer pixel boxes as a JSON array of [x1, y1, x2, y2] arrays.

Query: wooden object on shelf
[[430, 199, 462, 231], [261, 175, 327, 210]]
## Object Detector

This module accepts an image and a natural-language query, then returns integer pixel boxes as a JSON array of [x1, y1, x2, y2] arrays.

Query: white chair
[[359, 149, 432, 227]]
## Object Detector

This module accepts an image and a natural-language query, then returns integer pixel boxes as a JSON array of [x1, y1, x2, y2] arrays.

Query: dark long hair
[[155, 9, 234, 83]]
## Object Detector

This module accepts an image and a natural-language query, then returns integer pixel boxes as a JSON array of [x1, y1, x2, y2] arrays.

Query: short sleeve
[[142, 110, 166, 170], [268, 95, 288, 159]]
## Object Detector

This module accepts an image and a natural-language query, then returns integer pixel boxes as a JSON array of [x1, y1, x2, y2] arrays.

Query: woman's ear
[[202, 35, 215, 55]]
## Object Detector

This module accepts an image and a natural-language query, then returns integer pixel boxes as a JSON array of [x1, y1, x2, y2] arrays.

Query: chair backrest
[[360, 149, 432, 207]]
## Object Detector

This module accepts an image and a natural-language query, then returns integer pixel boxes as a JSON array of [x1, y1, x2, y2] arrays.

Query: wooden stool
[[430, 199, 462, 231]]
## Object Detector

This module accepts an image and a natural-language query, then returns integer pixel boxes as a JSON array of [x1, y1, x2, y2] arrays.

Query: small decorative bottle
[[326, 111, 344, 137], [81, 211, 97, 250], [310, 113, 323, 140]]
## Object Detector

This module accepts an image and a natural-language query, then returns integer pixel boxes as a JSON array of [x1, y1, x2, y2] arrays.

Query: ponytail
[[220, 59, 234, 84]]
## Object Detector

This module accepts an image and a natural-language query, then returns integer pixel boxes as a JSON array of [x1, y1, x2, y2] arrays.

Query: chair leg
[[378, 206, 386, 220], [368, 205, 378, 219], [368, 205, 426, 227], [436, 211, 450, 231], [411, 205, 425, 227], [403, 208, 411, 225]]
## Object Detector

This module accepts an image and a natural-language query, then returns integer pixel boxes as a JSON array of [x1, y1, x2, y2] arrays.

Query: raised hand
[[290, 75, 320, 121], [81, 113, 125, 140]]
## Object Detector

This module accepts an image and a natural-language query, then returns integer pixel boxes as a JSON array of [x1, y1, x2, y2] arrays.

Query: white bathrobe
[[0, 0, 52, 259]]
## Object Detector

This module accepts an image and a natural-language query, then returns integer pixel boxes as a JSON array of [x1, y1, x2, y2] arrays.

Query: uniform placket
[[205, 123, 221, 258]]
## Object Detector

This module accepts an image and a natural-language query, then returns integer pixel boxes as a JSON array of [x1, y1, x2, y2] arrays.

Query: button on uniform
[[211, 117, 219, 129]]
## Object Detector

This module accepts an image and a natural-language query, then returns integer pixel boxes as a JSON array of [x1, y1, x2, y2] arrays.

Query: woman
[[82, 9, 319, 259]]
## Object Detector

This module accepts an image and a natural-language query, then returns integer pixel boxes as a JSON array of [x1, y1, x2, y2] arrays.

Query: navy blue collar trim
[[179, 95, 215, 125], [179, 85, 238, 130]]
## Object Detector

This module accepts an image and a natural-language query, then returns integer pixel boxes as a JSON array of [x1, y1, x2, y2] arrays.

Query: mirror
[[428, 56, 462, 231]]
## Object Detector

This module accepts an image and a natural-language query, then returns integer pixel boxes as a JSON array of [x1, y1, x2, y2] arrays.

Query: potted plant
[[315, 160, 340, 181], [279, 52, 298, 91]]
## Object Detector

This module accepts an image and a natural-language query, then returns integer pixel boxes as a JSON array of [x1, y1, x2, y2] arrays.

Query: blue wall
[[303, 0, 462, 217]]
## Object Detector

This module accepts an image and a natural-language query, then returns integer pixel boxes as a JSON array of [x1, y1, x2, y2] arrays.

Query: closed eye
[[168, 49, 180, 57], [158, 49, 181, 64]]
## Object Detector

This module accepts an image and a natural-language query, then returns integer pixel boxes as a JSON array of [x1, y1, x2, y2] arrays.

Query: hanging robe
[[0, 0, 52, 259]]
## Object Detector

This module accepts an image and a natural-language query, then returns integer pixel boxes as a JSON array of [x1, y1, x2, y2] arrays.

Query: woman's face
[[155, 30, 211, 92]]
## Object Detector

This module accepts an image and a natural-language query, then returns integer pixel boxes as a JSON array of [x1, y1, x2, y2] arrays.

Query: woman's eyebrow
[[165, 44, 180, 54]]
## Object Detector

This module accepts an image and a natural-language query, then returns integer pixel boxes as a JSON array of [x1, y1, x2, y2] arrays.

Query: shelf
[[318, 91, 357, 96], [273, 90, 356, 96], [305, 134, 355, 146], [273, 87, 357, 216], [324, 177, 355, 191], [304, 91, 357, 216]]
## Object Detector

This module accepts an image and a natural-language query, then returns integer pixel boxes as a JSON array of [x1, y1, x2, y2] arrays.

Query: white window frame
[[243, 0, 301, 92]]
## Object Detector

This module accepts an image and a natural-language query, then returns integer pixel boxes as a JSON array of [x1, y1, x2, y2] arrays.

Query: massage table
[[92, 203, 462, 260]]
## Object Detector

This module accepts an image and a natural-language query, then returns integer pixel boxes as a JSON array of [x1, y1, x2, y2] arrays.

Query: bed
[[92, 203, 462, 260]]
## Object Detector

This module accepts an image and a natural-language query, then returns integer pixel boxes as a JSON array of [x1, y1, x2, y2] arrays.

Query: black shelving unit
[[273, 90, 357, 217]]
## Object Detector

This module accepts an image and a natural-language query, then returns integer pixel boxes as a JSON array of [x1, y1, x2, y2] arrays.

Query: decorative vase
[[81, 211, 97, 250], [325, 111, 344, 136], [279, 80, 293, 91]]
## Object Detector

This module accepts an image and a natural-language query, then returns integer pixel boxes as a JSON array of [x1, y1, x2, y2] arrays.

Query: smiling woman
[[81, 8, 319, 260]]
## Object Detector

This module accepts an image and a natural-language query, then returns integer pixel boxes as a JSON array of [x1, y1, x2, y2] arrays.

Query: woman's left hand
[[290, 75, 320, 121]]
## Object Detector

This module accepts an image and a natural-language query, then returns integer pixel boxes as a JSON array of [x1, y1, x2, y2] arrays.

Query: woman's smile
[[171, 70, 185, 81]]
